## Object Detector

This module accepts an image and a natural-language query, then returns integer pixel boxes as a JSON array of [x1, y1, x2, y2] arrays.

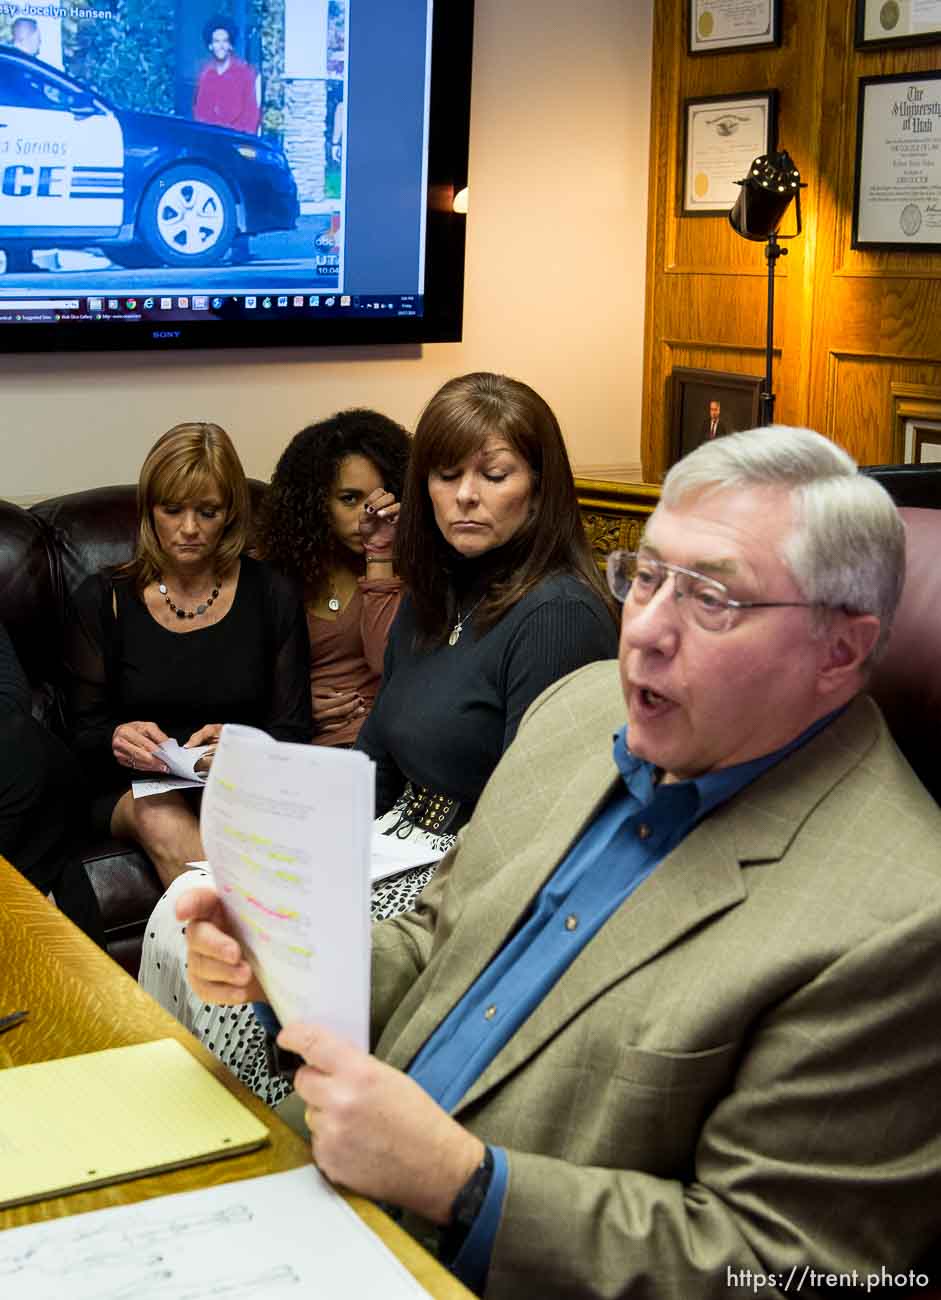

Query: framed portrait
[[688, 0, 782, 53], [669, 367, 762, 465], [682, 91, 778, 215], [852, 71, 941, 251], [855, 0, 941, 49]]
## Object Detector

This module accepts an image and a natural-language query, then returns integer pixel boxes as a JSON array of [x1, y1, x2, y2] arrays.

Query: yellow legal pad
[[0, 1038, 269, 1209]]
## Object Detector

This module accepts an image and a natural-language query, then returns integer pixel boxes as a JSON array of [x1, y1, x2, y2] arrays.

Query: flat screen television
[[0, 0, 473, 353]]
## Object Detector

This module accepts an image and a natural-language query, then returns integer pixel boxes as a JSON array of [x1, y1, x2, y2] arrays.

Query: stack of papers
[[132, 738, 212, 799], [200, 725, 375, 1049]]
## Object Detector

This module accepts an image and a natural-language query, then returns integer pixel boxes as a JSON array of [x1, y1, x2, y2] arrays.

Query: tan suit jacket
[[371, 661, 941, 1299]]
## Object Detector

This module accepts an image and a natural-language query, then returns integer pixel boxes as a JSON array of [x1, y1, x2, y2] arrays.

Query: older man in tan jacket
[[184, 426, 941, 1299]]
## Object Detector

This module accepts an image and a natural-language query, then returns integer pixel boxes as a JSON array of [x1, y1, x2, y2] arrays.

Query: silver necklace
[[327, 587, 341, 613], [449, 593, 486, 646]]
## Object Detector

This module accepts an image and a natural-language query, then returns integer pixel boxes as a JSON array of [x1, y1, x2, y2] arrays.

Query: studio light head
[[729, 150, 803, 241]]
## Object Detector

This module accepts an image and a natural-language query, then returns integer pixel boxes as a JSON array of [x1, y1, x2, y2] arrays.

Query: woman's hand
[[185, 723, 223, 748], [177, 886, 267, 1005], [312, 688, 366, 735], [185, 723, 223, 772], [359, 488, 400, 562], [112, 721, 170, 773]]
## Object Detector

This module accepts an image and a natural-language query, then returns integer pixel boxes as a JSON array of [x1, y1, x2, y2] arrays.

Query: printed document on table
[[200, 724, 374, 1049], [0, 1165, 431, 1300]]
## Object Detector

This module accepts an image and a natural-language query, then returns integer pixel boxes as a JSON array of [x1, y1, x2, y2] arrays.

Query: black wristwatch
[[439, 1146, 495, 1261]]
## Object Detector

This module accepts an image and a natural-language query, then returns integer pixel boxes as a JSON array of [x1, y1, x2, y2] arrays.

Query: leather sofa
[[0, 481, 265, 975]]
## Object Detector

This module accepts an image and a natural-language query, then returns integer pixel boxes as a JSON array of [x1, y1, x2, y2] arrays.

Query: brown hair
[[123, 422, 251, 591], [396, 372, 614, 641]]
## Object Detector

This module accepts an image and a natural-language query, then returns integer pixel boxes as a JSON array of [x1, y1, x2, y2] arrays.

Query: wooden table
[[0, 856, 470, 1298]]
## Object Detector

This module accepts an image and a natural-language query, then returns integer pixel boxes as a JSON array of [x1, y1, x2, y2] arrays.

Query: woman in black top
[[359, 371, 619, 916], [67, 422, 311, 888]]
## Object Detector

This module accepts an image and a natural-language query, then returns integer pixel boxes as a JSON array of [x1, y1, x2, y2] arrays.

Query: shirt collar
[[612, 705, 848, 819]]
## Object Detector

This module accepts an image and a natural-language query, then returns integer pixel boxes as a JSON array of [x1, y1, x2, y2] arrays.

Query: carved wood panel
[[576, 478, 660, 569]]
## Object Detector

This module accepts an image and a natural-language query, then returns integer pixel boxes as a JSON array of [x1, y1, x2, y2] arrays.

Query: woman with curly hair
[[257, 409, 411, 746]]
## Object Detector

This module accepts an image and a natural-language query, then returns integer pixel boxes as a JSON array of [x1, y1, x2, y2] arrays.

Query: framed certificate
[[856, 0, 941, 49], [688, 0, 781, 53], [852, 71, 941, 251], [682, 91, 778, 216]]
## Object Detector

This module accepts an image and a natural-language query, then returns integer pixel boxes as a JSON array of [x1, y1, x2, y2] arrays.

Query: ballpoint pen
[[0, 1010, 27, 1035]]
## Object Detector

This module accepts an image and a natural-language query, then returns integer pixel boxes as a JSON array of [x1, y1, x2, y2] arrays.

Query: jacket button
[[637, 823, 652, 840], [483, 1005, 497, 1020], [564, 914, 579, 931]]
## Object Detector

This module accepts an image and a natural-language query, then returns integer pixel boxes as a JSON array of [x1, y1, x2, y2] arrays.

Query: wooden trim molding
[[891, 384, 941, 464], [576, 477, 661, 570]]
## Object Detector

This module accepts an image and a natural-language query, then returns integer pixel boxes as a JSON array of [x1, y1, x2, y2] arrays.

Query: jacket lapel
[[382, 693, 881, 1101], [451, 699, 881, 1112], [454, 818, 745, 1112], [383, 739, 622, 1069]]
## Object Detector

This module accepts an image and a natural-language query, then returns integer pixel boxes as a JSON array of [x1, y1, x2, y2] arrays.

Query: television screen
[[0, 0, 472, 352]]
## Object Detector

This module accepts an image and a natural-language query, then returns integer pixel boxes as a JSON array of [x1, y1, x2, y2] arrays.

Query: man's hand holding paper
[[278, 1021, 485, 1226], [177, 886, 266, 1005]]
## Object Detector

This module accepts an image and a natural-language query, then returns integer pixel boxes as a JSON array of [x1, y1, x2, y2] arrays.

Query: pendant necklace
[[158, 575, 221, 620], [449, 592, 487, 646], [325, 561, 343, 612]]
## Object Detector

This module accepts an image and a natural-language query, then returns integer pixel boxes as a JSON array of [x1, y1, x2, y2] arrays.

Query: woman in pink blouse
[[257, 410, 411, 745]]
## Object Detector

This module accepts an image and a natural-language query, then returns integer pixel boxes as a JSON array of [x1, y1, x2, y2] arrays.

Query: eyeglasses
[[606, 550, 821, 634]]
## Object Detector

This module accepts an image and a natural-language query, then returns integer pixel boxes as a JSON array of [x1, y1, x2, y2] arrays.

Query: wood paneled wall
[[641, 2, 941, 480]]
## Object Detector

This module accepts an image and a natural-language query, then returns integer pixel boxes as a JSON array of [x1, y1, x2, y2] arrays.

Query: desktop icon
[[88, 298, 102, 312], [107, 299, 119, 310], [308, 295, 319, 307], [340, 296, 350, 307], [245, 296, 257, 308], [211, 297, 224, 310], [325, 296, 335, 307], [192, 296, 208, 311], [125, 300, 137, 310], [277, 295, 288, 307], [178, 297, 189, 309], [292, 296, 304, 307], [160, 297, 172, 310], [262, 297, 272, 309], [143, 298, 154, 310]]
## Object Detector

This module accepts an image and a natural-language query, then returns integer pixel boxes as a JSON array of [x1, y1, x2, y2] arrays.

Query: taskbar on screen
[[0, 293, 421, 325]]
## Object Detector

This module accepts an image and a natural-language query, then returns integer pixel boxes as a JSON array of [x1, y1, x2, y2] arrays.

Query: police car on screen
[[0, 47, 298, 269]]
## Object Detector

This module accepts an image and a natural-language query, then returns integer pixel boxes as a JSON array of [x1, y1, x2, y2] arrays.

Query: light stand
[[729, 151, 805, 427]]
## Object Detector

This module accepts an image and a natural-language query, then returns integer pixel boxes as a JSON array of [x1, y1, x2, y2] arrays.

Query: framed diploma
[[852, 72, 941, 251], [856, 0, 941, 50], [688, 0, 781, 53], [682, 91, 778, 216]]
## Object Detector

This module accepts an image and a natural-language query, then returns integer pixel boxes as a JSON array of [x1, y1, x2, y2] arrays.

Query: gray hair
[[660, 425, 905, 663]]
